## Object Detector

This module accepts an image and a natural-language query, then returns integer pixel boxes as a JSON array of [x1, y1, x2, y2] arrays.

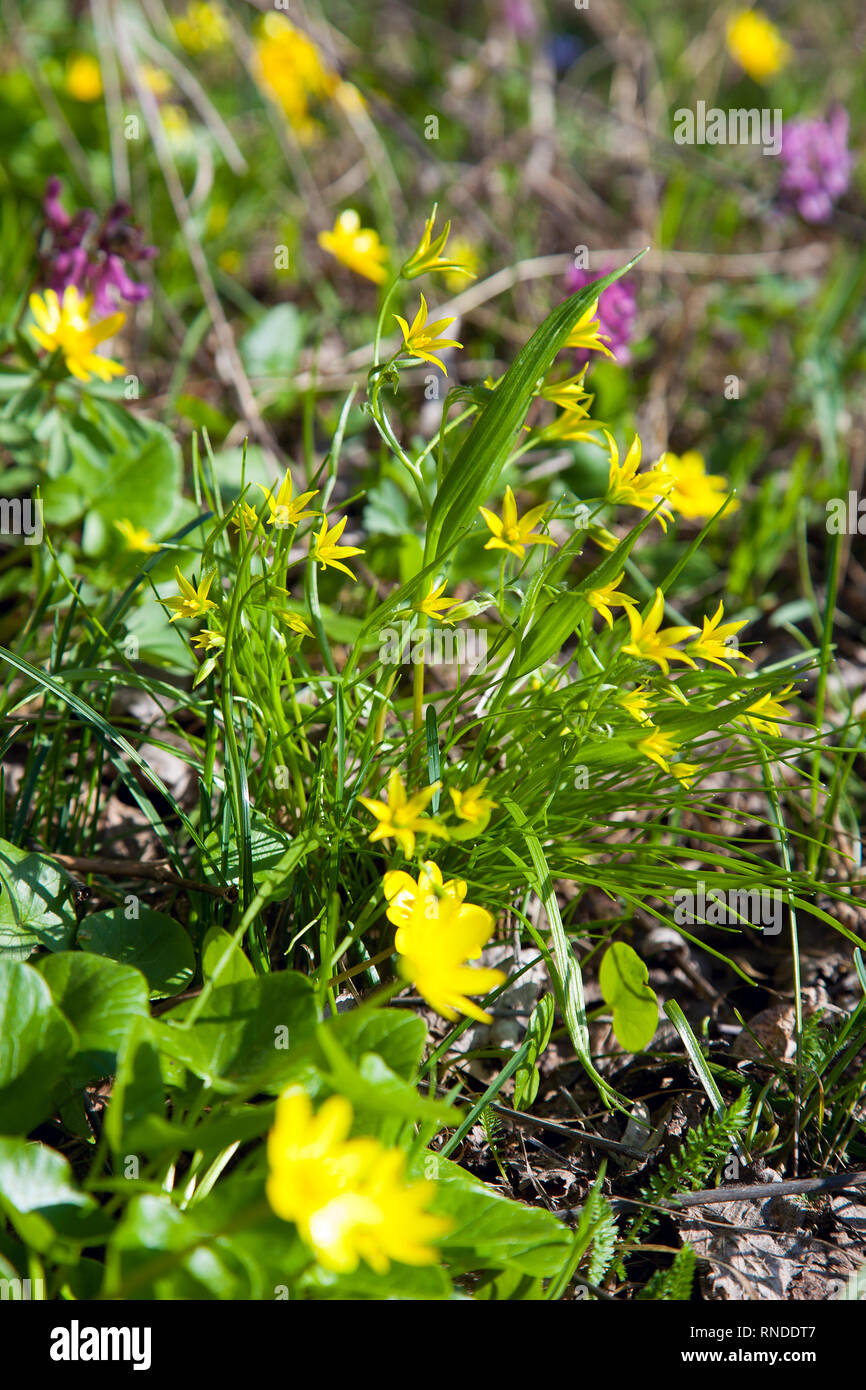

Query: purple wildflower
[[565, 262, 638, 364], [39, 178, 157, 314], [502, 0, 537, 38], [778, 108, 853, 224]]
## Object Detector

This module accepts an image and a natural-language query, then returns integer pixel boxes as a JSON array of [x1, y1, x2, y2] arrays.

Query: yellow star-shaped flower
[[258, 470, 319, 529], [478, 485, 556, 560], [687, 600, 750, 674], [358, 770, 446, 858], [412, 581, 460, 625], [394, 294, 462, 374], [310, 515, 364, 580], [164, 566, 218, 623], [587, 571, 637, 629], [622, 588, 698, 676]]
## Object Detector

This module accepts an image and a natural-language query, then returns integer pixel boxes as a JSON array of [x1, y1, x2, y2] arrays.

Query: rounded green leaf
[[36, 952, 149, 1081], [0, 838, 77, 960], [76, 908, 195, 999], [599, 942, 659, 1053], [0, 961, 77, 1134]]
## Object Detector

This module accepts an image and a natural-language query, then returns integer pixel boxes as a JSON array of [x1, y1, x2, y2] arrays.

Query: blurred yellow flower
[[266, 1088, 449, 1274], [358, 770, 444, 857], [310, 515, 364, 580], [449, 779, 497, 836], [657, 451, 737, 521], [622, 588, 698, 676], [114, 519, 159, 554], [318, 210, 388, 285], [479, 485, 556, 560], [383, 861, 505, 1022], [443, 237, 480, 293], [28, 287, 125, 383], [66, 55, 102, 102], [256, 14, 336, 137], [726, 10, 790, 81], [174, 1, 230, 53], [161, 104, 191, 144], [394, 294, 462, 373], [139, 64, 172, 98]]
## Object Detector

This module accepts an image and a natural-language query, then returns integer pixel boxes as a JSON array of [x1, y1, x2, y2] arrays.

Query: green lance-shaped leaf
[[513, 992, 555, 1110], [424, 250, 648, 564], [599, 941, 659, 1053]]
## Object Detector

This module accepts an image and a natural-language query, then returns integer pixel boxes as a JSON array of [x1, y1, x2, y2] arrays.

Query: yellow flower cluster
[[267, 1088, 449, 1273], [255, 14, 337, 139], [358, 771, 497, 856]]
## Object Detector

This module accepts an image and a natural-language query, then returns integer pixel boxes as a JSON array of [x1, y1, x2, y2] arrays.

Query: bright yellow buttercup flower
[[174, 1, 230, 53], [726, 9, 790, 81], [587, 572, 637, 629], [258, 470, 319, 529], [402, 209, 476, 282], [657, 451, 737, 521], [114, 519, 159, 554], [413, 581, 460, 625], [563, 301, 614, 357], [622, 589, 699, 676], [29, 287, 125, 384], [737, 685, 796, 737], [449, 779, 497, 836], [687, 600, 750, 674], [266, 1088, 449, 1274], [310, 516, 364, 580], [638, 726, 681, 775], [394, 295, 462, 374], [66, 55, 102, 102], [605, 431, 674, 529], [165, 566, 218, 623], [383, 861, 505, 1022], [478, 485, 556, 560], [672, 762, 699, 789], [318, 210, 388, 285], [358, 770, 445, 858]]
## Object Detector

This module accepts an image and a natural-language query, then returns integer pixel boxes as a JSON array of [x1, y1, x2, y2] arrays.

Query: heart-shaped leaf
[[599, 942, 658, 1053]]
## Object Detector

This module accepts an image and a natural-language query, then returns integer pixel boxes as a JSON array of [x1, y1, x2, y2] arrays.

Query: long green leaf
[[425, 251, 648, 563]]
